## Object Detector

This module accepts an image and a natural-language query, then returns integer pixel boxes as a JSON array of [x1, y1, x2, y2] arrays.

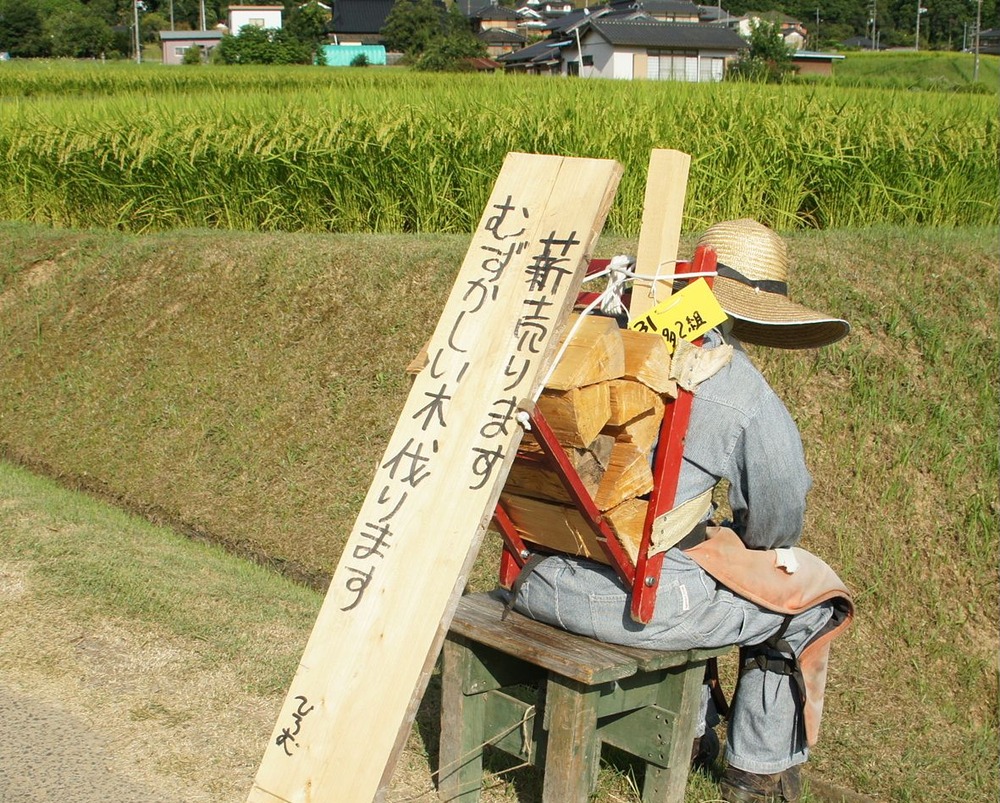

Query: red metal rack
[[493, 245, 718, 624]]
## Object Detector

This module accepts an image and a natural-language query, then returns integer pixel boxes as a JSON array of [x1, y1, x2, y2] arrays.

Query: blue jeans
[[510, 549, 833, 774]]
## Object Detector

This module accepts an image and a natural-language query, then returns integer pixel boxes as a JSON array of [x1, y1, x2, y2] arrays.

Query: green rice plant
[[0, 68, 995, 235]]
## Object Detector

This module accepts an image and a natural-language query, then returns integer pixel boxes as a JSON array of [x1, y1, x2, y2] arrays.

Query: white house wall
[[574, 41, 732, 81], [229, 8, 283, 31], [608, 50, 634, 78]]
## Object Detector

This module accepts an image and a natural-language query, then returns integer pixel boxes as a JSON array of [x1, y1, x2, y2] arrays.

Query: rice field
[[0, 63, 995, 234]]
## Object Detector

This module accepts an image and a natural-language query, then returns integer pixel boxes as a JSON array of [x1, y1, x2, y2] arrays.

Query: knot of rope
[[598, 254, 634, 317]]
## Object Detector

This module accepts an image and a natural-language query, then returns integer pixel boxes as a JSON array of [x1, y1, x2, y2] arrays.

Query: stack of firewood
[[499, 313, 676, 565]]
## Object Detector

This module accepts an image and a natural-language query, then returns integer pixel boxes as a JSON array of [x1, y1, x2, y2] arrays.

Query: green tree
[[414, 33, 484, 70], [44, 6, 115, 57], [214, 24, 311, 64], [286, 0, 328, 43], [381, 0, 485, 67], [413, 6, 485, 71], [181, 43, 202, 63], [140, 9, 169, 42], [380, 0, 443, 55], [286, 0, 330, 64], [0, 0, 51, 56], [729, 19, 794, 82]]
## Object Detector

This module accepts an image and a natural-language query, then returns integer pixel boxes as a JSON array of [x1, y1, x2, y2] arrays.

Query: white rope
[[599, 254, 633, 317], [533, 290, 607, 401], [646, 257, 679, 308], [395, 703, 538, 801]]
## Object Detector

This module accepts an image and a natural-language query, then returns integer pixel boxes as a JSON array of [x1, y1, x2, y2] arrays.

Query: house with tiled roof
[[581, 18, 746, 78], [608, 0, 701, 23], [479, 26, 530, 56], [159, 29, 224, 64], [453, 1, 534, 56], [976, 27, 1000, 54], [499, 16, 746, 78], [476, 3, 522, 28], [495, 36, 569, 72]]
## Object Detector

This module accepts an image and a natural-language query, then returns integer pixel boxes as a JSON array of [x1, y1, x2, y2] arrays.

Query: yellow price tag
[[628, 278, 727, 353]]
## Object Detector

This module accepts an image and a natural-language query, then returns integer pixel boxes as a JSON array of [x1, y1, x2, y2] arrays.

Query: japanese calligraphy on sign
[[248, 152, 623, 803]]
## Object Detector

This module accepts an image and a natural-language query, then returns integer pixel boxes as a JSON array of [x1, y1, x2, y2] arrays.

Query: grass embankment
[[0, 222, 997, 801], [813, 50, 1000, 92], [0, 461, 321, 802]]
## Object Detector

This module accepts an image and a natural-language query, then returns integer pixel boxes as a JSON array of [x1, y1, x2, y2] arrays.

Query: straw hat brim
[[713, 275, 850, 350]]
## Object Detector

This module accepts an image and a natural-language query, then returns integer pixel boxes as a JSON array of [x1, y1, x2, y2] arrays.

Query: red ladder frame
[[493, 245, 718, 624]]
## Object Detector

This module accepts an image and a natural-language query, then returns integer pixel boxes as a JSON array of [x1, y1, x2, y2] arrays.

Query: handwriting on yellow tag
[[628, 278, 727, 353]]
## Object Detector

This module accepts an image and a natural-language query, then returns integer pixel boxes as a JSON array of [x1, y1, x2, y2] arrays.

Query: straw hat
[[696, 219, 850, 349]]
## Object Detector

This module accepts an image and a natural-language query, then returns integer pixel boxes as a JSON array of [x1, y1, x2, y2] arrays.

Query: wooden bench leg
[[640, 661, 704, 803], [439, 636, 486, 803], [541, 673, 601, 803]]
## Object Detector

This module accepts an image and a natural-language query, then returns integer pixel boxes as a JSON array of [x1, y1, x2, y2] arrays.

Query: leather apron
[[683, 526, 854, 747]]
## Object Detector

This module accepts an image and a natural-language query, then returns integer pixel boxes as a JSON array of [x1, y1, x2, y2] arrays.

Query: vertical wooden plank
[[438, 637, 487, 803], [541, 675, 601, 803], [246, 153, 622, 803], [641, 663, 704, 802], [628, 150, 691, 321]]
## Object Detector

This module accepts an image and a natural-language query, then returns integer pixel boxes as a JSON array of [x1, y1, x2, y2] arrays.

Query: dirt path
[[0, 557, 490, 803], [0, 684, 187, 803]]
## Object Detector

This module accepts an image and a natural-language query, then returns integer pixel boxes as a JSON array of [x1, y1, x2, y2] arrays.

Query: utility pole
[[973, 0, 981, 81], [200, 0, 207, 31], [133, 0, 141, 63], [915, 1, 927, 50]]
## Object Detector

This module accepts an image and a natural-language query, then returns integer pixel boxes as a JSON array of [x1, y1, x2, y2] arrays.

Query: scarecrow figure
[[507, 219, 855, 803]]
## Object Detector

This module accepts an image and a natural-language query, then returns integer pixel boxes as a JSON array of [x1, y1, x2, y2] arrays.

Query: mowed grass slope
[[0, 221, 997, 800]]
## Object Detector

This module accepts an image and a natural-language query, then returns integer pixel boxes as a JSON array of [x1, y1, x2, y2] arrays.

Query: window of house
[[249, 17, 265, 26], [699, 57, 725, 82], [646, 50, 698, 81]]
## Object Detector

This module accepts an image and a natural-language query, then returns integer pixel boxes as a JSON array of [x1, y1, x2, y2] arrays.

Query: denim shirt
[[674, 331, 812, 550]]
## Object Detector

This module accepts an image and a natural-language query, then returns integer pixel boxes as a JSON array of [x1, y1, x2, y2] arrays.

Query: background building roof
[[587, 19, 747, 48]]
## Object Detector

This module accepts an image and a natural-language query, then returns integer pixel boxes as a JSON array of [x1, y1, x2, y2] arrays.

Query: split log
[[606, 378, 663, 426], [620, 328, 677, 397], [535, 383, 611, 448], [603, 397, 665, 455], [544, 313, 625, 391], [499, 493, 609, 564], [505, 446, 604, 504], [593, 440, 654, 512], [517, 432, 614, 469], [603, 497, 648, 565], [587, 432, 615, 470]]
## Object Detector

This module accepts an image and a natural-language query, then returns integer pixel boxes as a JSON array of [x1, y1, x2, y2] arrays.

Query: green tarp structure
[[321, 44, 387, 66]]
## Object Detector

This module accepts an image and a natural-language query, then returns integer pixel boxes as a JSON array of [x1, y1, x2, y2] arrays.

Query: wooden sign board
[[246, 152, 623, 803], [628, 149, 691, 320]]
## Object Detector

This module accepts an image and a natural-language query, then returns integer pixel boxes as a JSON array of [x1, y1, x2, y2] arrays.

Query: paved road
[[0, 685, 185, 803]]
